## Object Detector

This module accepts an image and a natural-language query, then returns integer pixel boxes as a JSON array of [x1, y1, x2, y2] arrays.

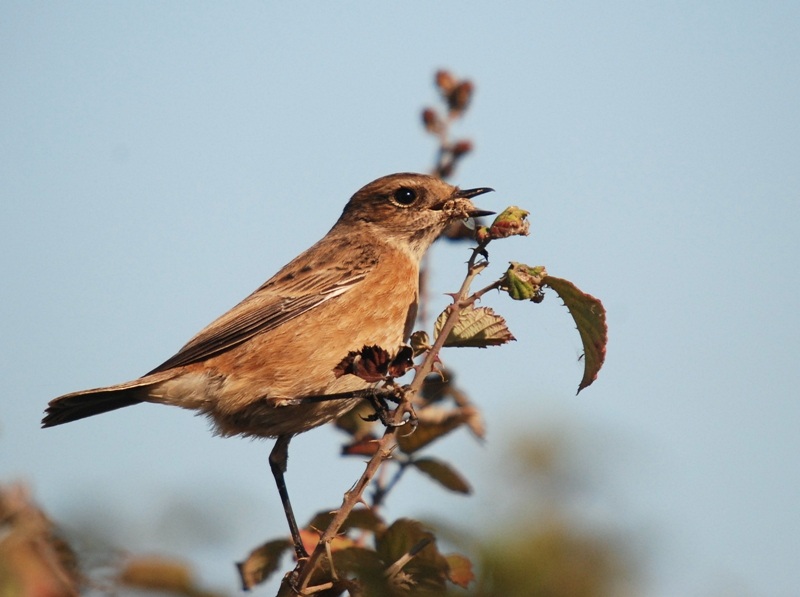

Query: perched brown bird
[[43, 172, 493, 557]]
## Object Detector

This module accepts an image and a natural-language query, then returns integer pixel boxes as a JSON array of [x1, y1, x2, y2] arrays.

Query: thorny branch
[[294, 241, 494, 594]]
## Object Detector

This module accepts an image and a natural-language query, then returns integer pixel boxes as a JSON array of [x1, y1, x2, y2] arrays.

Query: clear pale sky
[[2, 3, 799, 596]]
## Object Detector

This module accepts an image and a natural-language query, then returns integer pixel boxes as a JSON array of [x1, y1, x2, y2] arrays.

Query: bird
[[42, 172, 494, 558]]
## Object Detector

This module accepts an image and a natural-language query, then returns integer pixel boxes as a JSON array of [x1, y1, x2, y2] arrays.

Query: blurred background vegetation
[[2, 429, 640, 596]]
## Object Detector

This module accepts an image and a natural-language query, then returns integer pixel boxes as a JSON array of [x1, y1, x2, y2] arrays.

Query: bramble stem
[[294, 243, 492, 593]]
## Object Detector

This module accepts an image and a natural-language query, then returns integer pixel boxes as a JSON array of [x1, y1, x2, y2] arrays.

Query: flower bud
[[488, 206, 530, 239], [422, 108, 440, 133], [409, 331, 431, 357], [452, 139, 473, 158], [475, 225, 491, 244], [448, 81, 474, 114], [435, 69, 457, 95], [501, 262, 547, 302]]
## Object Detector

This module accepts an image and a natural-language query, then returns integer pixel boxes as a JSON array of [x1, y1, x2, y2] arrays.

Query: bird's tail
[[42, 372, 175, 428]]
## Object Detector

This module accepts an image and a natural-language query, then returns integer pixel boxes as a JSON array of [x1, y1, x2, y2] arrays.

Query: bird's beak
[[455, 186, 495, 217]]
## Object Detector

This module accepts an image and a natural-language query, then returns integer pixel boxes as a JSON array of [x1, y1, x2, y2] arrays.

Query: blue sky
[[2, 3, 799, 595]]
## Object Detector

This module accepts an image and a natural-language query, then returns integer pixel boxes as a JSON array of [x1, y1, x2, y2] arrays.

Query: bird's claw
[[362, 387, 416, 429]]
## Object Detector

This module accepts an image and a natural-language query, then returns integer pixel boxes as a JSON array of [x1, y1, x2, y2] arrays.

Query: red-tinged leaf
[[445, 553, 475, 588], [412, 458, 472, 494], [434, 305, 515, 348], [487, 206, 530, 239], [341, 434, 381, 457], [543, 275, 608, 393], [236, 539, 293, 590]]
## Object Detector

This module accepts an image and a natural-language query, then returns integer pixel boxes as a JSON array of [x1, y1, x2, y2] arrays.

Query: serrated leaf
[[445, 553, 475, 588], [434, 305, 515, 348], [543, 275, 608, 393], [236, 539, 293, 590], [412, 458, 472, 494]]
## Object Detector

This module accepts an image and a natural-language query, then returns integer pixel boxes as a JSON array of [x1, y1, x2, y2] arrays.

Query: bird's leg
[[269, 435, 309, 560]]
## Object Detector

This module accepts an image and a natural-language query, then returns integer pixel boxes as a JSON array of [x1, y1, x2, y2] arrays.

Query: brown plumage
[[42, 172, 493, 557]]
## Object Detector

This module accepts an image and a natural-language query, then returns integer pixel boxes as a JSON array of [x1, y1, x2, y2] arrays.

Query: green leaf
[[412, 458, 472, 494], [500, 262, 547, 301], [236, 538, 293, 590], [543, 275, 608, 393], [434, 305, 515, 348]]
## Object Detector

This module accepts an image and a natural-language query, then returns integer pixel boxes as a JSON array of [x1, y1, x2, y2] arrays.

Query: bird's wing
[[147, 258, 370, 374]]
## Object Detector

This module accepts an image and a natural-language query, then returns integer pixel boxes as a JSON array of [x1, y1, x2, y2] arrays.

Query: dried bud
[[475, 225, 491, 244], [437, 161, 454, 179], [333, 345, 391, 382], [422, 107, 440, 133], [333, 344, 414, 382], [488, 206, 530, 239], [420, 371, 451, 403], [500, 262, 547, 302], [451, 139, 473, 158], [435, 69, 457, 95], [409, 331, 431, 357], [387, 345, 414, 378], [448, 80, 474, 114]]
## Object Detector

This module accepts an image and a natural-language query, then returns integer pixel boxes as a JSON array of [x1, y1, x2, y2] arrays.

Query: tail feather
[[42, 388, 143, 427], [42, 372, 177, 427]]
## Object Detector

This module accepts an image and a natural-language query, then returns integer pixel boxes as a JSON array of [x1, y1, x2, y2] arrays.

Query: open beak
[[455, 186, 495, 217]]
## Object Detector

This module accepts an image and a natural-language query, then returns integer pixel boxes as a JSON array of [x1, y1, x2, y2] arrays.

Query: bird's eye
[[392, 187, 418, 207]]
